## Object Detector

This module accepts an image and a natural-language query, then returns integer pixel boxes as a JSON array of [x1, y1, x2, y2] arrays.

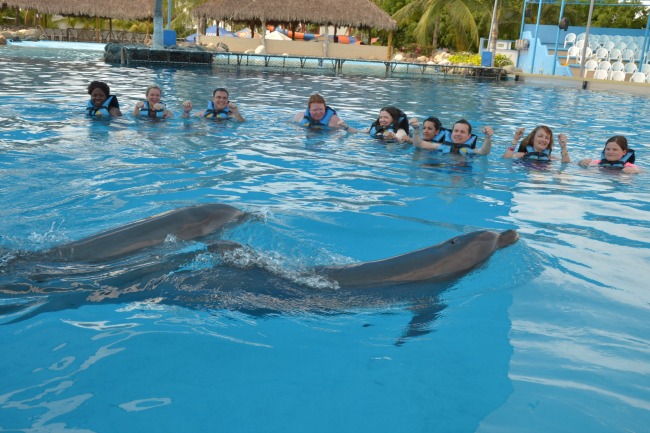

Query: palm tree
[[393, 0, 487, 51]]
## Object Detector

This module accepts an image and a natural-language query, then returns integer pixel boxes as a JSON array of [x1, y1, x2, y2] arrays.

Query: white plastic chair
[[610, 61, 625, 72], [576, 33, 586, 41], [577, 47, 593, 63], [623, 62, 637, 74], [564, 33, 577, 48], [630, 72, 646, 83], [603, 41, 615, 51], [566, 46, 580, 64], [593, 69, 609, 80], [621, 49, 635, 63], [597, 60, 612, 72], [576, 39, 586, 49], [595, 47, 609, 61], [627, 43, 638, 52], [614, 41, 627, 51], [641, 64, 650, 74], [608, 48, 622, 62], [598, 34, 610, 45], [622, 36, 633, 45], [611, 35, 622, 43], [610, 70, 625, 81], [584, 59, 598, 71]]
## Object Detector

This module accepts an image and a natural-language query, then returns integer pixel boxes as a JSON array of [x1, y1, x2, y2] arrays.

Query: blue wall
[[517, 31, 573, 76]]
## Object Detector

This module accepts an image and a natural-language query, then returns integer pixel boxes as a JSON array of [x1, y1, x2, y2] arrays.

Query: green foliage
[[494, 53, 513, 67]]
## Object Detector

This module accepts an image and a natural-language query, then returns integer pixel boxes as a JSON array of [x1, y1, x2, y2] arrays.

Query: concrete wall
[[197, 35, 391, 60]]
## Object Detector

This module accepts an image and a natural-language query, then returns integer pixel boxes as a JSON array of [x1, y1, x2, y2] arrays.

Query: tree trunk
[[432, 15, 440, 52]]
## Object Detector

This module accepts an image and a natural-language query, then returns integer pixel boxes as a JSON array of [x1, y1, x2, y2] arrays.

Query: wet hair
[[423, 116, 442, 132], [307, 93, 326, 109], [379, 106, 409, 135], [87, 81, 110, 96], [145, 84, 162, 97], [605, 135, 628, 152], [453, 119, 472, 135], [212, 87, 229, 97], [517, 125, 554, 153], [604, 135, 634, 163]]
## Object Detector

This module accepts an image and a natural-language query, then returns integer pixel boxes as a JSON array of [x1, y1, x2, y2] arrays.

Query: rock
[[438, 59, 452, 66], [393, 53, 404, 61], [0, 35, 6, 45], [416, 55, 428, 62], [18, 28, 42, 41], [427, 60, 435, 65]]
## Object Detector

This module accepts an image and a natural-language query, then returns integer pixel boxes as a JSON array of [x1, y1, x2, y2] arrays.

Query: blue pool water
[[1, 42, 649, 433]]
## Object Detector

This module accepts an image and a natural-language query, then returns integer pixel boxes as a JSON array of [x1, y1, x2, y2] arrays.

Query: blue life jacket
[[598, 148, 636, 168], [369, 110, 409, 139], [86, 95, 115, 118], [300, 106, 336, 129], [522, 145, 551, 162], [139, 101, 166, 119], [438, 128, 478, 154], [203, 101, 230, 119]]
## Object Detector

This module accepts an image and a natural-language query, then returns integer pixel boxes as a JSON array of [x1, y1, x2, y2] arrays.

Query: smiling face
[[604, 141, 626, 162], [90, 88, 108, 108], [378, 110, 394, 127], [212, 90, 229, 110], [422, 120, 440, 141], [308, 102, 326, 121], [146, 87, 162, 105], [451, 123, 471, 143], [531, 128, 552, 152]]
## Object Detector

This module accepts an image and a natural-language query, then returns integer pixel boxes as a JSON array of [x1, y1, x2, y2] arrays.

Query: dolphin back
[[45, 203, 245, 262]]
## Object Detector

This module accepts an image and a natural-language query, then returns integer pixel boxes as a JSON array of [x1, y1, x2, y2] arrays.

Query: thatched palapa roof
[[2, 0, 153, 20], [192, 0, 397, 31]]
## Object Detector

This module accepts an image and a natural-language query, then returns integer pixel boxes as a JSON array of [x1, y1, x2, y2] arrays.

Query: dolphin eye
[[450, 239, 457, 244]]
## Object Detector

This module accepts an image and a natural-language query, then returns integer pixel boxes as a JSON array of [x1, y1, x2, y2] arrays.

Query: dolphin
[[321, 229, 519, 289], [42, 203, 246, 262], [0, 204, 519, 341]]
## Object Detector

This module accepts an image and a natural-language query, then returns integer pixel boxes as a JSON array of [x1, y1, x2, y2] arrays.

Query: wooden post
[[387, 31, 393, 60]]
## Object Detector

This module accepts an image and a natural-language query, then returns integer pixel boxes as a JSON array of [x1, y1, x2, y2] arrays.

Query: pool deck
[[509, 72, 650, 96]]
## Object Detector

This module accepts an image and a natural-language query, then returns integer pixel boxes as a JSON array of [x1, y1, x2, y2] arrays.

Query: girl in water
[[579, 135, 641, 174], [503, 126, 569, 162]]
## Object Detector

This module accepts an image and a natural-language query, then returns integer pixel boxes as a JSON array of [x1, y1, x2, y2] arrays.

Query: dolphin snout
[[497, 230, 519, 248]]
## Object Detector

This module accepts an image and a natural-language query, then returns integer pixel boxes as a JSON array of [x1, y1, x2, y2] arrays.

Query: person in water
[[181, 88, 245, 122], [339, 106, 409, 142], [578, 135, 641, 174], [503, 126, 569, 163], [437, 119, 494, 156], [86, 81, 122, 118], [291, 93, 344, 129], [409, 116, 445, 149], [132, 85, 173, 119]]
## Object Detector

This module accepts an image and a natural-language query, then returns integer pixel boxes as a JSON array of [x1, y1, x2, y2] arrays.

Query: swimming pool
[[1, 42, 649, 433]]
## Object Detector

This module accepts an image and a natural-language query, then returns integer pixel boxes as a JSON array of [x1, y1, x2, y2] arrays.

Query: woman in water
[[292, 93, 343, 130], [578, 135, 641, 174], [86, 81, 122, 118], [503, 126, 569, 162], [132, 85, 173, 119], [339, 106, 409, 142], [409, 116, 445, 149]]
